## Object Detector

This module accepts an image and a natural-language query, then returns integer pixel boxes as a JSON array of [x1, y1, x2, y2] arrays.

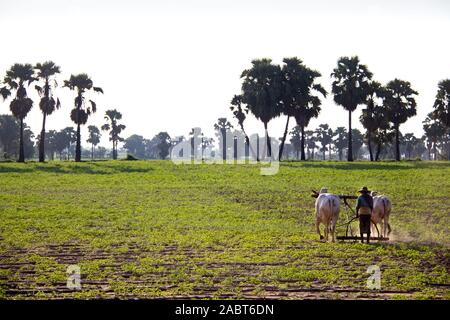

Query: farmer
[[356, 186, 373, 243]]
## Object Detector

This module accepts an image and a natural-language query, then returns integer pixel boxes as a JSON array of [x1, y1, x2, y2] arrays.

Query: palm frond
[[35, 85, 43, 96], [0, 87, 11, 100], [89, 100, 97, 113], [93, 87, 104, 94]]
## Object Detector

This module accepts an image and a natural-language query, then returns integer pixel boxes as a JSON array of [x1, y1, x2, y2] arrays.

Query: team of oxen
[[314, 188, 392, 242]]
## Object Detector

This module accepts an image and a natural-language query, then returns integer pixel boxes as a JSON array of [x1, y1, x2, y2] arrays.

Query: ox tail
[[328, 198, 333, 232], [383, 197, 392, 235]]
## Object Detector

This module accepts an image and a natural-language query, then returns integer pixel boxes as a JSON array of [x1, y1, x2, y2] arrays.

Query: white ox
[[314, 188, 340, 242], [370, 192, 392, 237]]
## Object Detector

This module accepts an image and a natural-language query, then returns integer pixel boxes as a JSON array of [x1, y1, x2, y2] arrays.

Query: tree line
[[229, 56, 450, 161], [0, 57, 449, 162]]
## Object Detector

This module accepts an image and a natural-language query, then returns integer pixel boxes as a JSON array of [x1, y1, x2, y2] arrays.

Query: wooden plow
[[311, 190, 389, 242]]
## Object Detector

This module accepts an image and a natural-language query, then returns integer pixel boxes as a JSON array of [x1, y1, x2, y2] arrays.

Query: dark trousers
[[359, 214, 371, 243]]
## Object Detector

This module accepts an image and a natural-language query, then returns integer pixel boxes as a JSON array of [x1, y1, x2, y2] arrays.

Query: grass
[[0, 160, 449, 299]]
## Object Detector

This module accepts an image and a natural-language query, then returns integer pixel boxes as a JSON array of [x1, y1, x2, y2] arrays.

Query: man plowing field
[[356, 187, 373, 243]]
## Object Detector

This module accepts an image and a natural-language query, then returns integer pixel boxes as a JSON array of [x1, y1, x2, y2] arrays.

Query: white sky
[[1, 0, 449, 148]]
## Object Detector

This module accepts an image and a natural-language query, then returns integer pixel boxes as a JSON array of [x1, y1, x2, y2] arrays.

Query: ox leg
[[384, 216, 391, 237], [316, 220, 323, 240], [324, 222, 329, 242], [331, 221, 336, 243]]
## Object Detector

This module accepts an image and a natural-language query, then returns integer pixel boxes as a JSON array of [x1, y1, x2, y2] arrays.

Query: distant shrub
[[124, 154, 139, 161]]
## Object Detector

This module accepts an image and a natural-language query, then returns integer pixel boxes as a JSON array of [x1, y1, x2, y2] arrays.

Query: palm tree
[[360, 81, 384, 161], [64, 74, 103, 162], [60, 127, 77, 160], [214, 117, 233, 161], [351, 128, 364, 160], [289, 126, 301, 159], [2, 63, 36, 162], [240, 59, 283, 159], [280, 57, 327, 161], [86, 125, 101, 160], [155, 132, 172, 159], [331, 56, 372, 161], [35, 61, 61, 162], [423, 113, 446, 160], [101, 109, 125, 160], [305, 130, 317, 160], [230, 94, 256, 159], [315, 124, 333, 160], [189, 127, 202, 161], [432, 79, 450, 160], [384, 79, 418, 161], [200, 134, 214, 161], [333, 127, 347, 161], [373, 128, 395, 161], [403, 133, 418, 159]]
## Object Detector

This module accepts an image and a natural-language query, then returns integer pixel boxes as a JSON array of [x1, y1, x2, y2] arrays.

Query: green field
[[0, 160, 449, 299]]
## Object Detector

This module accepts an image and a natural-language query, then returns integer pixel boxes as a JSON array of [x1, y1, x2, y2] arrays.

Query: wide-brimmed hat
[[319, 187, 328, 194], [358, 186, 371, 193]]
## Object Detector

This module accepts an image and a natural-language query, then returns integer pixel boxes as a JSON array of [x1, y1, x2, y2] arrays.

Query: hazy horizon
[[1, 0, 449, 149]]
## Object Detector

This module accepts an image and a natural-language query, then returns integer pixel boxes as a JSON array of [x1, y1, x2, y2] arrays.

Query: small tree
[[86, 125, 101, 160], [101, 109, 125, 160], [315, 124, 333, 160], [333, 127, 347, 161], [423, 113, 446, 160], [155, 132, 172, 159], [214, 117, 233, 161], [289, 126, 301, 159]]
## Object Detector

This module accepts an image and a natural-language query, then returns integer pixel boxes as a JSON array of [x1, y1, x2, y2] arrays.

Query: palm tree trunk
[[112, 140, 115, 160], [322, 149, 325, 161], [376, 142, 381, 161], [221, 129, 226, 162], [91, 144, 94, 160], [433, 141, 437, 161], [239, 124, 256, 161], [256, 134, 259, 162], [18, 118, 25, 163], [367, 130, 373, 161], [264, 122, 272, 159], [448, 128, 450, 161], [395, 125, 400, 161], [75, 123, 81, 162], [278, 116, 290, 161], [300, 125, 306, 160], [191, 137, 194, 161], [39, 113, 47, 162], [347, 110, 353, 161]]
